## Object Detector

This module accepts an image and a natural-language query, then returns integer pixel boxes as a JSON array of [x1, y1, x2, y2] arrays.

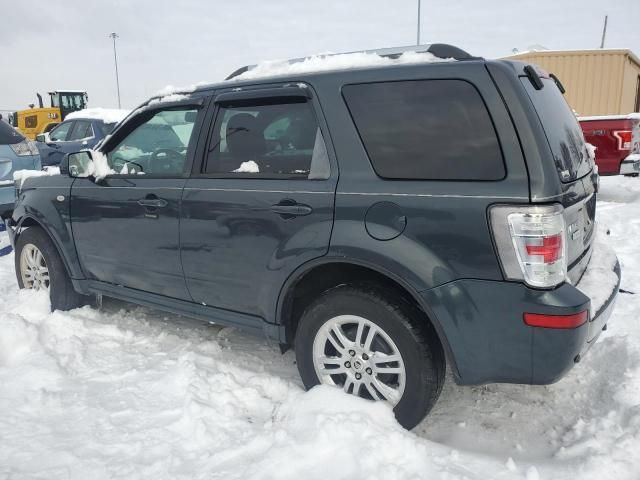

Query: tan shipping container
[[506, 49, 640, 116]]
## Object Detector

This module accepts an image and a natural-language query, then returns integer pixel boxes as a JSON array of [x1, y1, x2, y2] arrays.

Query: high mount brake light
[[490, 204, 567, 288]]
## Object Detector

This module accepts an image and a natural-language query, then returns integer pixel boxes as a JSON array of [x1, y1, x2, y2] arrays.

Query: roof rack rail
[[225, 43, 477, 80]]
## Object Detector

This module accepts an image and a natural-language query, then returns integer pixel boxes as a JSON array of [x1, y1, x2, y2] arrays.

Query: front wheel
[[15, 227, 86, 311], [295, 284, 445, 429]]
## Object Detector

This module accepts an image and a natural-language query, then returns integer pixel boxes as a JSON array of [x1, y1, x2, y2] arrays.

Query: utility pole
[[599, 15, 608, 49], [416, 0, 421, 45], [109, 32, 122, 108]]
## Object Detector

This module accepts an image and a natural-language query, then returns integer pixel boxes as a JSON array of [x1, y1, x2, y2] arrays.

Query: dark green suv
[[6, 44, 620, 429]]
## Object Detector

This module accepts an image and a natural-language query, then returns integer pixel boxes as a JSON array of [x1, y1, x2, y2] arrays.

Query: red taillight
[[523, 311, 588, 329], [525, 234, 563, 263], [613, 130, 632, 151], [490, 204, 568, 288]]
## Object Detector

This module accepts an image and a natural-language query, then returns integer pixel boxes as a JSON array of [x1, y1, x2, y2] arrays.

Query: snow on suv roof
[[225, 43, 474, 81], [151, 44, 477, 103]]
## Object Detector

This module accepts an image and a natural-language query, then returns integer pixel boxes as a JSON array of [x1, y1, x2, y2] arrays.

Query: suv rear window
[[0, 120, 24, 145], [343, 80, 505, 180], [520, 76, 592, 183]]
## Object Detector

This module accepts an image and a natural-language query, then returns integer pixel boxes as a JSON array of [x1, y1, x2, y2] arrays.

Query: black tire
[[295, 284, 445, 429], [15, 227, 86, 311]]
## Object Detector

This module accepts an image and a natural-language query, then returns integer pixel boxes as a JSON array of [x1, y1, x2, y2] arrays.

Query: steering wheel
[[150, 148, 184, 174], [112, 156, 144, 174]]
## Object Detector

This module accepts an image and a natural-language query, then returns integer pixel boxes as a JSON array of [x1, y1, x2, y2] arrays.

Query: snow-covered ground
[[1, 176, 639, 479]]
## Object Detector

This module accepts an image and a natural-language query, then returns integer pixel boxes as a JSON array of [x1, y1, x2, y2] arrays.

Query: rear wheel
[[15, 227, 86, 311], [295, 284, 445, 429]]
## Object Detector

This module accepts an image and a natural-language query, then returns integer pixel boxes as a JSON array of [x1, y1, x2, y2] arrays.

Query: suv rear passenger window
[[343, 80, 505, 180], [205, 100, 330, 179]]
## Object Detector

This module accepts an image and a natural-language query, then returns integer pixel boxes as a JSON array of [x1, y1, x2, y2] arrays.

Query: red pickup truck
[[579, 114, 640, 176]]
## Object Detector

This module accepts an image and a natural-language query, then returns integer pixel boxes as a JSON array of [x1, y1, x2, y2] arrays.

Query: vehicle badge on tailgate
[[568, 221, 582, 240]]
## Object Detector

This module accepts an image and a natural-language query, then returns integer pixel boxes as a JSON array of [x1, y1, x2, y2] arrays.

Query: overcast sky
[[2, 0, 638, 113]]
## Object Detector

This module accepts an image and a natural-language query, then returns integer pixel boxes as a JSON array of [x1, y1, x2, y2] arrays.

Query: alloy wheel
[[312, 314, 406, 405], [20, 243, 50, 290]]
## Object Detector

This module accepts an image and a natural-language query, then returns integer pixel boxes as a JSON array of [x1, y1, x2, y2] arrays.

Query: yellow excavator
[[10, 91, 88, 140]]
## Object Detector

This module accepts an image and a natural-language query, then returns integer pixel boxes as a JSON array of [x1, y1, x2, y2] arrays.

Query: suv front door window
[[108, 109, 197, 175]]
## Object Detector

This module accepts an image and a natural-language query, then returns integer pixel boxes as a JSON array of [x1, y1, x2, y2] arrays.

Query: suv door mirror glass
[[66, 151, 93, 178]]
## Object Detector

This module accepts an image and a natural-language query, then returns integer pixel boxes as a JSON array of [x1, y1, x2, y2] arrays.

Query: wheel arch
[[276, 257, 459, 377], [14, 215, 80, 282]]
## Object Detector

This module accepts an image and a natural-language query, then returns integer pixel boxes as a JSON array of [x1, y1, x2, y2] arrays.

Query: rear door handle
[[138, 198, 168, 208], [270, 201, 313, 217]]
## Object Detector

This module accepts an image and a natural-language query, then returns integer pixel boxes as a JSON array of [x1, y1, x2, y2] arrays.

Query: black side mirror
[[65, 151, 94, 178]]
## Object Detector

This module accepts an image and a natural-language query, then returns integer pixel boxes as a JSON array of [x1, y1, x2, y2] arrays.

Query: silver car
[[0, 120, 41, 217]]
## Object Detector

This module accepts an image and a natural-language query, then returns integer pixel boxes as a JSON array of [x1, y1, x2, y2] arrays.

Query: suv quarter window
[[106, 107, 199, 176], [343, 79, 505, 181], [49, 121, 73, 142], [204, 97, 330, 179]]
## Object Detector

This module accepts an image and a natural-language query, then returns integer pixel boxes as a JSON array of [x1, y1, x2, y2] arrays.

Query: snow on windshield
[[230, 50, 455, 81], [66, 108, 130, 124]]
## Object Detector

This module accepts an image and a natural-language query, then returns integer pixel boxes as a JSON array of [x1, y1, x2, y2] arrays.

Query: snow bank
[[576, 232, 620, 313], [232, 50, 454, 81], [65, 108, 130, 124]]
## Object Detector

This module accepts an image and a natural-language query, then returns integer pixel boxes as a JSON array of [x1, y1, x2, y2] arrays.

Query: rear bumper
[[421, 245, 620, 386]]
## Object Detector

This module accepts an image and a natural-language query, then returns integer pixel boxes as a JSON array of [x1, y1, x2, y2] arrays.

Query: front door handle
[[270, 200, 313, 217], [138, 197, 168, 208]]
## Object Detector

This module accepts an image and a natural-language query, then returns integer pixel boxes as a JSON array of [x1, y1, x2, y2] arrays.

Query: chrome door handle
[[270, 201, 313, 217], [137, 198, 168, 208]]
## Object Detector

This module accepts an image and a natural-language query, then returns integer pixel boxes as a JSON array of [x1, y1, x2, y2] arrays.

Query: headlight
[[10, 140, 39, 156]]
